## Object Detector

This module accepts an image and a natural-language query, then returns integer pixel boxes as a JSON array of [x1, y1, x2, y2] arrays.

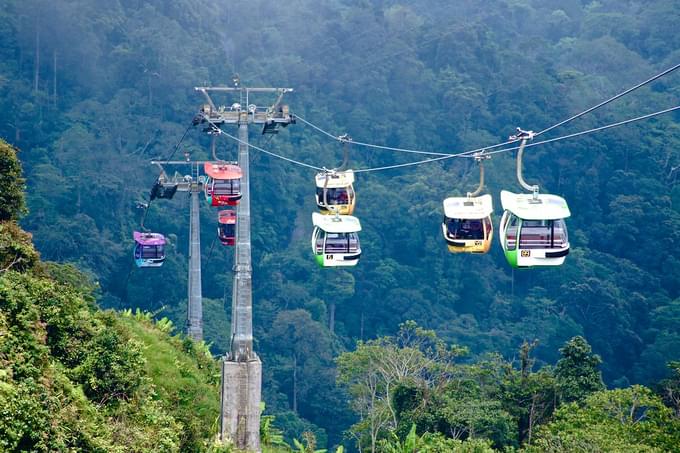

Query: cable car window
[[140, 245, 164, 259], [347, 233, 360, 252], [316, 187, 350, 205], [447, 218, 484, 240], [483, 217, 492, 236], [519, 219, 567, 249], [324, 232, 360, 253], [325, 233, 346, 252], [219, 224, 236, 237], [314, 229, 325, 253], [213, 179, 240, 195], [506, 215, 518, 250], [446, 218, 459, 237], [553, 219, 568, 246]]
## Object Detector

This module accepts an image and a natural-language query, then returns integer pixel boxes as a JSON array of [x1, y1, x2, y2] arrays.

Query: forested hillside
[[1, 0, 680, 450], [0, 139, 221, 451]]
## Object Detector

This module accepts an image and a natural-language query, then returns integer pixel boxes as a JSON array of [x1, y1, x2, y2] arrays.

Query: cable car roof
[[134, 231, 166, 246], [443, 194, 493, 219], [218, 210, 237, 224], [204, 162, 242, 180], [500, 190, 571, 220], [315, 170, 355, 189], [312, 212, 361, 233]]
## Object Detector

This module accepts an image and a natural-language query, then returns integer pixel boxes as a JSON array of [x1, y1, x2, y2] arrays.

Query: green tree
[[500, 340, 558, 446], [526, 386, 680, 453], [379, 424, 495, 453], [554, 336, 605, 403], [0, 139, 25, 221], [657, 361, 680, 417], [267, 309, 333, 415]]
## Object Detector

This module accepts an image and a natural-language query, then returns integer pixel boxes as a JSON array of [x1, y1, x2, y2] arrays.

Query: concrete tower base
[[220, 357, 262, 453]]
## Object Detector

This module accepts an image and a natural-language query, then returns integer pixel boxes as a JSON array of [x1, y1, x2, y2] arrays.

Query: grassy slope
[[119, 314, 221, 446]]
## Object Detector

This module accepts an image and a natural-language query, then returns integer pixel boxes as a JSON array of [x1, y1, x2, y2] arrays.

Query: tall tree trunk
[[148, 75, 153, 107], [329, 301, 335, 333], [34, 20, 40, 93], [360, 309, 364, 341], [528, 395, 536, 445], [76, 175, 81, 212], [292, 354, 298, 413], [511, 268, 515, 298], [52, 49, 57, 108]]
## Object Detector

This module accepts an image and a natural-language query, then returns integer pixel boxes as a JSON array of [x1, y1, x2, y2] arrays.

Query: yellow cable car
[[315, 170, 356, 215], [441, 153, 493, 253], [442, 194, 493, 253]]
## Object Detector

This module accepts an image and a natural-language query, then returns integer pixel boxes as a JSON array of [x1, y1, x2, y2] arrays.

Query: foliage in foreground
[[526, 386, 680, 453], [0, 139, 223, 451], [0, 262, 226, 451], [337, 322, 680, 452]]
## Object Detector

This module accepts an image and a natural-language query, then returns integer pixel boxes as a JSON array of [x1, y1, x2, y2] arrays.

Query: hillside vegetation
[[0, 139, 220, 451]]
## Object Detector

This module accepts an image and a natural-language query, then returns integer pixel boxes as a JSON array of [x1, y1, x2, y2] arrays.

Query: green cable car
[[498, 191, 570, 268], [311, 212, 361, 267]]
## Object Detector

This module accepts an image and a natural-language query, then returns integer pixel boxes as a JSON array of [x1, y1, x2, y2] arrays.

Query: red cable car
[[204, 162, 242, 206], [218, 210, 237, 246]]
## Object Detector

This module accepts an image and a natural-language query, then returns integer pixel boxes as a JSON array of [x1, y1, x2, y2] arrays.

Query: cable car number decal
[[326, 254, 334, 260], [521, 250, 531, 257], [474, 241, 483, 246]]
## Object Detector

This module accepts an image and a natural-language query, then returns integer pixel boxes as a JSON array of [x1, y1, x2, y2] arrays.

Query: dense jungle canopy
[[1, 0, 680, 451]]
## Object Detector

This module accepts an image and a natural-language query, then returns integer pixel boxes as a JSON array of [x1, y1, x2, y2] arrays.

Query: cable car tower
[[194, 82, 294, 452], [147, 158, 205, 341]]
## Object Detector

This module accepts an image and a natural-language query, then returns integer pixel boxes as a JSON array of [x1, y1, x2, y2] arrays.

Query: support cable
[[534, 62, 680, 138], [294, 62, 680, 158], [295, 114, 512, 157], [353, 105, 680, 173], [484, 105, 680, 157], [204, 106, 679, 173], [202, 116, 325, 171], [138, 120, 195, 231], [160, 122, 195, 164]]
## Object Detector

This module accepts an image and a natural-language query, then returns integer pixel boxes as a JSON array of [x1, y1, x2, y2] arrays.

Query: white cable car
[[498, 129, 570, 268], [315, 170, 356, 215], [499, 191, 570, 267], [442, 194, 493, 253], [311, 212, 361, 267]]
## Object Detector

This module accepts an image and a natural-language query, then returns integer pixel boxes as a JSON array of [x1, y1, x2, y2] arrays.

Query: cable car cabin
[[133, 231, 166, 268], [311, 212, 361, 267], [218, 210, 236, 246], [499, 190, 571, 268], [441, 194, 493, 253], [315, 170, 356, 215], [204, 162, 242, 207]]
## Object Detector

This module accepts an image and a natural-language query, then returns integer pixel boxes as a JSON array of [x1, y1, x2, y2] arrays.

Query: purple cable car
[[133, 231, 166, 268]]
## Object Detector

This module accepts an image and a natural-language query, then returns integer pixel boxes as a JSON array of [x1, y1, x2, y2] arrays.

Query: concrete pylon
[[187, 180, 203, 341], [220, 113, 261, 452]]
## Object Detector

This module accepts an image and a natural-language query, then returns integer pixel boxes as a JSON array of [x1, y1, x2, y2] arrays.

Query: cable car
[[315, 170, 356, 215], [442, 194, 493, 253], [133, 231, 166, 268], [498, 190, 570, 268], [218, 210, 236, 246], [204, 162, 242, 207], [311, 212, 361, 267]]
